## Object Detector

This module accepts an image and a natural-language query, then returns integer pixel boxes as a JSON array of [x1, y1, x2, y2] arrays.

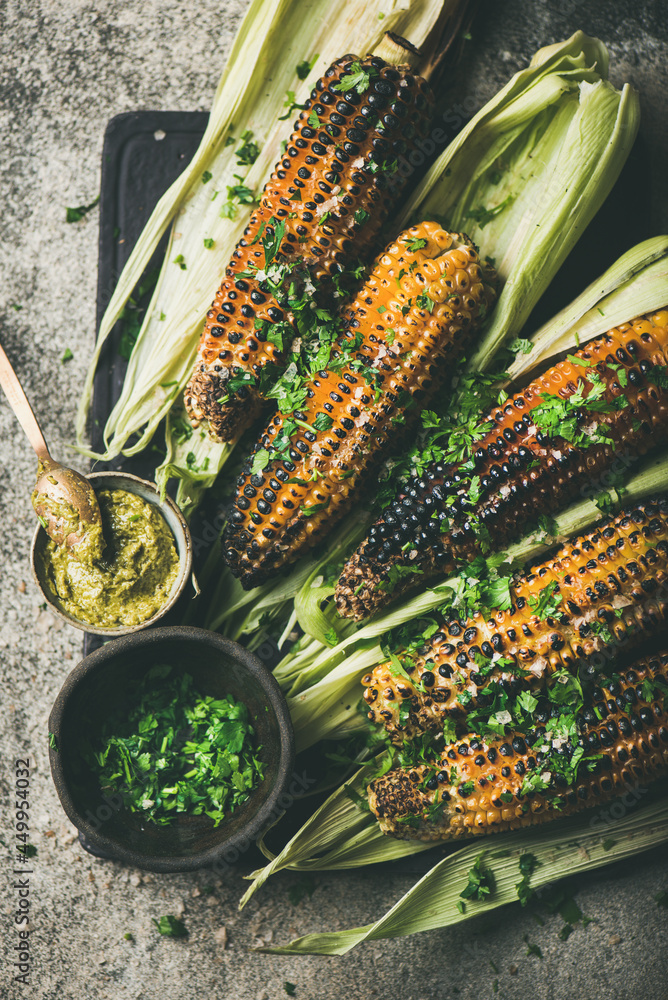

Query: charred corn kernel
[[362, 500, 668, 743], [184, 54, 435, 444], [223, 225, 497, 589], [368, 649, 668, 841], [336, 310, 668, 620]]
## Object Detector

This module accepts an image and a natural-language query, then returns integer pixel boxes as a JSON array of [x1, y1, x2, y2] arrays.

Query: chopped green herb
[[173, 254, 187, 270], [531, 364, 628, 449], [537, 513, 560, 539], [220, 177, 255, 219], [152, 915, 188, 938], [288, 874, 317, 906], [415, 293, 435, 313], [528, 580, 563, 620], [313, 412, 334, 432], [515, 691, 539, 716], [284, 984, 297, 996], [296, 55, 318, 80], [520, 770, 551, 797], [508, 337, 533, 355], [516, 852, 540, 906], [324, 626, 339, 647], [82, 666, 265, 828], [460, 855, 493, 902], [594, 491, 615, 514], [467, 195, 515, 230], [278, 89, 307, 121], [377, 563, 423, 594], [300, 499, 330, 517], [203, 238, 215, 249], [201, 170, 213, 183], [251, 449, 271, 476], [405, 237, 427, 252], [332, 61, 378, 97], [235, 129, 260, 166], [523, 934, 543, 959], [65, 195, 100, 223], [646, 365, 668, 390], [61, 348, 74, 363]]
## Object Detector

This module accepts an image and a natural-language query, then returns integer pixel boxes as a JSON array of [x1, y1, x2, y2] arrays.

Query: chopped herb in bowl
[[81, 664, 266, 827]]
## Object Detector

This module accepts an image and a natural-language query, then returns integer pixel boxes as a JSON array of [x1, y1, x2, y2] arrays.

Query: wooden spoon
[[0, 341, 103, 552]]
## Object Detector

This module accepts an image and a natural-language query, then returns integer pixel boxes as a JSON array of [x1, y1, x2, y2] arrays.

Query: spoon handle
[[0, 341, 51, 463]]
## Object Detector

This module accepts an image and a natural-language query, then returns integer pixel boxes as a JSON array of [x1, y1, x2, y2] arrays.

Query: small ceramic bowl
[[31, 471, 192, 636], [48, 626, 295, 873]]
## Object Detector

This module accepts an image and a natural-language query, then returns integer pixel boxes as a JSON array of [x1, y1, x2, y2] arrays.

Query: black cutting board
[[88, 110, 653, 875], [84, 111, 208, 657]]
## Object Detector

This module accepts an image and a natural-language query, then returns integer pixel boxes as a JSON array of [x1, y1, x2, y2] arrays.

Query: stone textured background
[[1, 1, 667, 998]]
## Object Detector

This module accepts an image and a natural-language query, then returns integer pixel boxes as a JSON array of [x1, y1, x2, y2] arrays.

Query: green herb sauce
[[42, 489, 179, 627]]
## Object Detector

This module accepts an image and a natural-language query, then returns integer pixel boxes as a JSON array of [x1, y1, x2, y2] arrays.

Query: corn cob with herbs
[[223, 224, 497, 589], [368, 648, 668, 841], [337, 310, 668, 620], [363, 500, 668, 743], [184, 52, 435, 444]]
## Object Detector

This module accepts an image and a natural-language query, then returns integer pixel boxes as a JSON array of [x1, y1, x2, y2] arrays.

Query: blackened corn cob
[[223, 225, 497, 589], [337, 311, 668, 620], [362, 500, 668, 743], [368, 649, 668, 841], [184, 54, 435, 443]]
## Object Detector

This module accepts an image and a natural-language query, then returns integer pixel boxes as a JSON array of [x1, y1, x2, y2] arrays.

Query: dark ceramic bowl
[[48, 627, 295, 873]]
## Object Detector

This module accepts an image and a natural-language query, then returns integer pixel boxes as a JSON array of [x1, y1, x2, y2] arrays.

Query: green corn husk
[[398, 31, 640, 373], [258, 785, 668, 955], [240, 761, 432, 908], [156, 402, 234, 517], [285, 451, 668, 751], [506, 234, 668, 383], [75, 0, 450, 491], [203, 511, 369, 643]]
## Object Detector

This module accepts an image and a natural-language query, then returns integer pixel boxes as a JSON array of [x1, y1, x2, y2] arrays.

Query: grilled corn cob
[[223, 224, 497, 589], [368, 649, 668, 841], [184, 53, 435, 443], [363, 500, 668, 743], [337, 310, 668, 620]]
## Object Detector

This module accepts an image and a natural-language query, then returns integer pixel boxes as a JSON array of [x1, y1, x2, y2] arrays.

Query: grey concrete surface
[[1, 1, 667, 998]]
